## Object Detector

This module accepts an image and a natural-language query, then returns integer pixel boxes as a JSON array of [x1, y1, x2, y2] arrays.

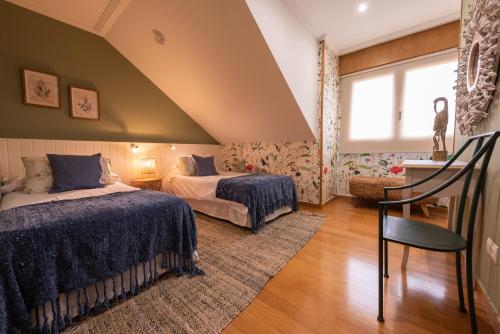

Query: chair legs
[[378, 236, 384, 322], [401, 246, 410, 270], [466, 249, 477, 334], [456, 252, 466, 313], [379, 246, 470, 328], [384, 241, 389, 278]]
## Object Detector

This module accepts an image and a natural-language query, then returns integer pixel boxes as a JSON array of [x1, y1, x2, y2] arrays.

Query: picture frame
[[21, 69, 60, 108], [69, 86, 100, 120]]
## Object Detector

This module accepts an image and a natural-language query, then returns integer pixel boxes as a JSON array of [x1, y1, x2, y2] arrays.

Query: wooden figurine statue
[[432, 97, 448, 161]]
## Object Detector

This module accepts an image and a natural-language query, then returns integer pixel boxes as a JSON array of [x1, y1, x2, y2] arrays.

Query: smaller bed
[[164, 172, 298, 232]]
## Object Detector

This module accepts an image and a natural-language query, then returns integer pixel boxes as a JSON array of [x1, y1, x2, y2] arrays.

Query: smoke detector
[[152, 29, 165, 46]]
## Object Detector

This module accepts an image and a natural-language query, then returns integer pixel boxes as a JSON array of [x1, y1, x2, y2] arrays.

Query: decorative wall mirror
[[466, 37, 480, 92], [455, 0, 500, 135]]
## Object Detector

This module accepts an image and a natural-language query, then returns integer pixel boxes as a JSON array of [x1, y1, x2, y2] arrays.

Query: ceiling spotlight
[[358, 3, 368, 12], [152, 29, 165, 46]]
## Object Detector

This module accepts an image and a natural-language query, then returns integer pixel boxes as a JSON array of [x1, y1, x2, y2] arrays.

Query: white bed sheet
[[0, 182, 137, 211], [164, 172, 292, 227], [165, 172, 246, 201]]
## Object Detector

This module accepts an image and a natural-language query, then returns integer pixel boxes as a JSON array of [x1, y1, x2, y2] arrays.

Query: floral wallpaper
[[320, 44, 339, 204], [335, 152, 432, 196], [221, 141, 321, 203]]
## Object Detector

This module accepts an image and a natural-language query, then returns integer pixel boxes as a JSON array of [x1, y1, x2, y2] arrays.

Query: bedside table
[[131, 177, 162, 191]]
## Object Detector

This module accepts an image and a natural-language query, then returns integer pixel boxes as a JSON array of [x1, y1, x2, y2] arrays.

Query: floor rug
[[67, 210, 325, 334]]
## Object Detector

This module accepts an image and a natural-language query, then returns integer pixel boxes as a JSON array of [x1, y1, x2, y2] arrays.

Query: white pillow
[[110, 172, 121, 184], [177, 156, 196, 176], [1, 177, 26, 194], [100, 157, 113, 185], [22, 157, 54, 194], [100, 157, 122, 185]]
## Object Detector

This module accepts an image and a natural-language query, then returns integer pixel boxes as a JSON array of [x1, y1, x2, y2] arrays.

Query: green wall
[[0, 2, 217, 144], [456, 0, 500, 313]]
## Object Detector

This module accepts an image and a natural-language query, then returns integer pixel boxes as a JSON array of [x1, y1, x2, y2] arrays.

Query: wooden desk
[[400, 160, 481, 270]]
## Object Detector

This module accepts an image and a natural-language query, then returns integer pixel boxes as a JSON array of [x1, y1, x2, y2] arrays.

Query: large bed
[[164, 172, 298, 231], [0, 182, 202, 333]]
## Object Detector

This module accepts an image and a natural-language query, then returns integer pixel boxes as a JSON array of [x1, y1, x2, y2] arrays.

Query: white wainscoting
[[0, 138, 222, 183]]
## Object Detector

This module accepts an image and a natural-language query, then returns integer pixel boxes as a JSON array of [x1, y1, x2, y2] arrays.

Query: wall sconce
[[140, 158, 157, 175], [167, 144, 176, 151], [130, 143, 140, 154]]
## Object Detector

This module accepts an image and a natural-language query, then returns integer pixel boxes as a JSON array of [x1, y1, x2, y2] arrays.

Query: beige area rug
[[67, 210, 325, 334]]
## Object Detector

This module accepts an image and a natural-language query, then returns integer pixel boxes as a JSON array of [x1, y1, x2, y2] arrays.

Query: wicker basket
[[349, 176, 437, 205]]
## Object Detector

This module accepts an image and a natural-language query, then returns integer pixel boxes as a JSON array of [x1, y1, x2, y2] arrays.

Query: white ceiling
[[104, 0, 315, 143], [6, 0, 131, 35], [282, 0, 461, 54]]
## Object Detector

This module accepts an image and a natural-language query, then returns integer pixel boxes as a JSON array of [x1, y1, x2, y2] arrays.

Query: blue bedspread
[[0, 190, 201, 333], [215, 174, 298, 232]]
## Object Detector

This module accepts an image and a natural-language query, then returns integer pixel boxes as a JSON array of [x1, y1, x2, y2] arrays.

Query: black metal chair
[[376, 131, 500, 334]]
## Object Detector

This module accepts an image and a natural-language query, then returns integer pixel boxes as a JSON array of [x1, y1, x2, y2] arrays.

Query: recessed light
[[358, 3, 368, 12], [152, 29, 165, 46]]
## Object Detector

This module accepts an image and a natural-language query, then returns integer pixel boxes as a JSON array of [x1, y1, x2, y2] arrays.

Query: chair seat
[[383, 216, 467, 252]]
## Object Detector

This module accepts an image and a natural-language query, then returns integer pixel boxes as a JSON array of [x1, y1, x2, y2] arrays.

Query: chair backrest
[[452, 132, 500, 245]]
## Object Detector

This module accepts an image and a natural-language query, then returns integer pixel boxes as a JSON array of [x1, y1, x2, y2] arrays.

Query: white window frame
[[339, 49, 458, 153]]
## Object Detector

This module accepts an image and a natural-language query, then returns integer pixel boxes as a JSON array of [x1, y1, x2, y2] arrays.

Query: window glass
[[401, 61, 457, 138], [350, 74, 394, 141]]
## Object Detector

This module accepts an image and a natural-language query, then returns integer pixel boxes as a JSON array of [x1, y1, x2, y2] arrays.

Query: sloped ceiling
[[245, 0, 319, 139], [7, 0, 319, 143], [105, 0, 316, 143]]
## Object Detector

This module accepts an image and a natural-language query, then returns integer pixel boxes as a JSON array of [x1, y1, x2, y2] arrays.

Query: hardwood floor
[[224, 197, 497, 334]]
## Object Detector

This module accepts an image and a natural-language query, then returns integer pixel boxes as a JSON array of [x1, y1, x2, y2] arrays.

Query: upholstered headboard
[[0, 138, 222, 183]]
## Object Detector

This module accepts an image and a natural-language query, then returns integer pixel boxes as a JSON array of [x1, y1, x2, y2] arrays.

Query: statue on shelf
[[432, 97, 448, 161]]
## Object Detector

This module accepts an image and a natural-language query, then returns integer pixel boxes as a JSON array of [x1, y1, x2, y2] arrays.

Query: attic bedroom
[[0, 0, 499, 333]]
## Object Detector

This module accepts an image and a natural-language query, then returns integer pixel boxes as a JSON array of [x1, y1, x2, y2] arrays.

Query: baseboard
[[298, 201, 322, 208], [477, 279, 500, 333], [320, 196, 337, 207], [300, 195, 341, 209]]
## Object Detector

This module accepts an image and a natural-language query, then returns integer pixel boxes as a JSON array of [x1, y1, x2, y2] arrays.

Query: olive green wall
[[0, 2, 217, 144], [456, 0, 500, 313]]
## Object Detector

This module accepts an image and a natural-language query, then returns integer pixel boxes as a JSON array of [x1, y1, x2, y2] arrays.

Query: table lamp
[[140, 158, 157, 175]]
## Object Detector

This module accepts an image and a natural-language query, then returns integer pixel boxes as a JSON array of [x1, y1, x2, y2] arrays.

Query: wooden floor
[[224, 197, 496, 334]]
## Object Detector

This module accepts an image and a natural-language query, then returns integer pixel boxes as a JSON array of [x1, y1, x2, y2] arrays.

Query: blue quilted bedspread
[[0, 190, 201, 333], [215, 174, 298, 232]]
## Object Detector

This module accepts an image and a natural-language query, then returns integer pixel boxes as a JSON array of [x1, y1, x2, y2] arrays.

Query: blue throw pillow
[[192, 155, 218, 176], [47, 154, 105, 193]]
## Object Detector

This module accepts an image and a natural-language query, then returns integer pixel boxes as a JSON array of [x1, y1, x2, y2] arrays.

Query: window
[[350, 74, 394, 140], [340, 51, 458, 153]]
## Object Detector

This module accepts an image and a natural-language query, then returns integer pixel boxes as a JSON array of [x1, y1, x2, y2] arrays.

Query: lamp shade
[[140, 158, 157, 175]]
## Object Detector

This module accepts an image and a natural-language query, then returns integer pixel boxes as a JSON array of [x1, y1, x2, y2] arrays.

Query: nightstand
[[131, 177, 162, 191]]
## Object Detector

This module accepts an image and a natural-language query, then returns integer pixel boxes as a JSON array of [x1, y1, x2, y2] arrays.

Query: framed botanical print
[[69, 86, 99, 120], [21, 69, 60, 108]]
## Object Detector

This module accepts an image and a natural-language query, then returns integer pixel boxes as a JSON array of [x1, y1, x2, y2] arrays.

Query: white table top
[[401, 159, 476, 170]]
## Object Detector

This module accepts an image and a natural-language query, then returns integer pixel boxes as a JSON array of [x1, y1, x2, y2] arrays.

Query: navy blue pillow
[[192, 155, 218, 176], [47, 154, 105, 193]]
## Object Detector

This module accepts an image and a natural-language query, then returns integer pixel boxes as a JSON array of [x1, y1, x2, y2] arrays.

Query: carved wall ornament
[[455, 0, 500, 135]]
